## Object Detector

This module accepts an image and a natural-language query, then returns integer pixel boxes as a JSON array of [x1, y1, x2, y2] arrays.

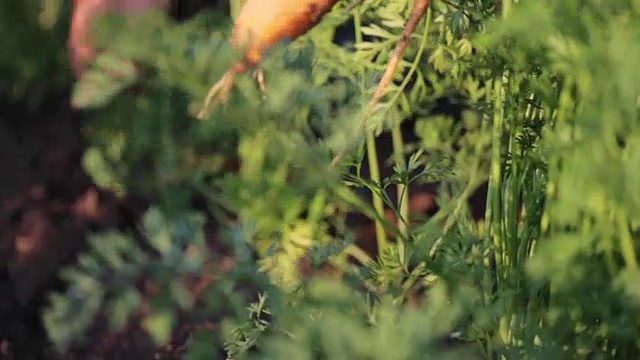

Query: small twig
[[196, 65, 268, 120], [255, 68, 267, 100], [331, 0, 430, 167], [428, 170, 485, 259], [196, 70, 237, 120], [366, 0, 430, 113], [345, 0, 367, 13]]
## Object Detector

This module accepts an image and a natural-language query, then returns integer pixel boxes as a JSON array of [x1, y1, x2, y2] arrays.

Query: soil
[[0, 91, 235, 359], [0, 1, 234, 355], [0, 93, 136, 358]]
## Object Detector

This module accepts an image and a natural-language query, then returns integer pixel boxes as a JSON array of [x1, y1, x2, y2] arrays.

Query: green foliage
[[0, 0, 72, 103], [43, 207, 209, 350], [240, 278, 481, 360], [4, 0, 640, 358]]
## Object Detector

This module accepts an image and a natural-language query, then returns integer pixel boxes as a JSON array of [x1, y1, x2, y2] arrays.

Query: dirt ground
[[0, 93, 238, 359], [0, 1, 231, 356], [0, 93, 138, 358]]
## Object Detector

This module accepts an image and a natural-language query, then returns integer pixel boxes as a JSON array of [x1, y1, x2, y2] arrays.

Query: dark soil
[[0, 93, 138, 358]]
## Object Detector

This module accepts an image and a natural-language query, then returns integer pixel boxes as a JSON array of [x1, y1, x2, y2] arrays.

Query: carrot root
[[196, 0, 340, 119], [196, 70, 237, 120], [197, 0, 429, 134], [255, 68, 267, 100]]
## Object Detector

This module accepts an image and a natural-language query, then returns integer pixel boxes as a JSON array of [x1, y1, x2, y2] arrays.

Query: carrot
[[196, 0, 340, 119], [69, 0, 429, 126], [231, 0, 341, 73]]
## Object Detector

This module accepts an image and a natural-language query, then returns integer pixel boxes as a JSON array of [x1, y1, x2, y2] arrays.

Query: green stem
[[229, 0, 245, 18], [366, 132, 387, 253], [502, 0, 513, 17], [481, 83, 494, 309], [490, 77, 505, 278], [354, 9, 387, 255], [494, 2, 514, 349], [617, 207, 639, 271], [391, 125, 409, 252], [344, 244, 374, 264], [506, 79, 524, 272], [334, 185, 404, 241], [541, 79, 573, 236], [490, 76, 507, 347], [388, 6, 432, 242], [428, 167, 484, 258]]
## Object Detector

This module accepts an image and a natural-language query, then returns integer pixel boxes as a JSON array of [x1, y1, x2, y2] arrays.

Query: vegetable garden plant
[[4, 0, 640, 358]]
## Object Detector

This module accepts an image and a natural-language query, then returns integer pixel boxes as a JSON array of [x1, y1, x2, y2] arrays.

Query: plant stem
[[502, 0, 512, 16], [489, 77, 505, 283], [334, 186, 404, 241], [366, 133, 387, 253], [489, 75, 508, 349], [391, 123, 408, 238], [388, 6, 432, 243], [617, 207, 639, 271], [391, 124, 409, 267], [354, 8, 388, 255], [229, 0, 245, 18]]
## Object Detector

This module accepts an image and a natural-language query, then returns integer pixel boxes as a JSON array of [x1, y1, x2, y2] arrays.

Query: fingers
[[68, 0, 170, 78]]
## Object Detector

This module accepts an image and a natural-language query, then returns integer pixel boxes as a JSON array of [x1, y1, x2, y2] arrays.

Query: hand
[[68, 0, 170, 78]]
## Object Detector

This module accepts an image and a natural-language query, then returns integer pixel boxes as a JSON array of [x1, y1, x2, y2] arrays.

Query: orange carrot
[[197, 0, 340, 119], [230, 0, 340, 73]]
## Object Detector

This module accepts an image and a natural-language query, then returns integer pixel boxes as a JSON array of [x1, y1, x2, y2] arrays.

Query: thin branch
[[345, 0, 367, 13], [366, 0, 430, 112], [331, 0, 430, 166]]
